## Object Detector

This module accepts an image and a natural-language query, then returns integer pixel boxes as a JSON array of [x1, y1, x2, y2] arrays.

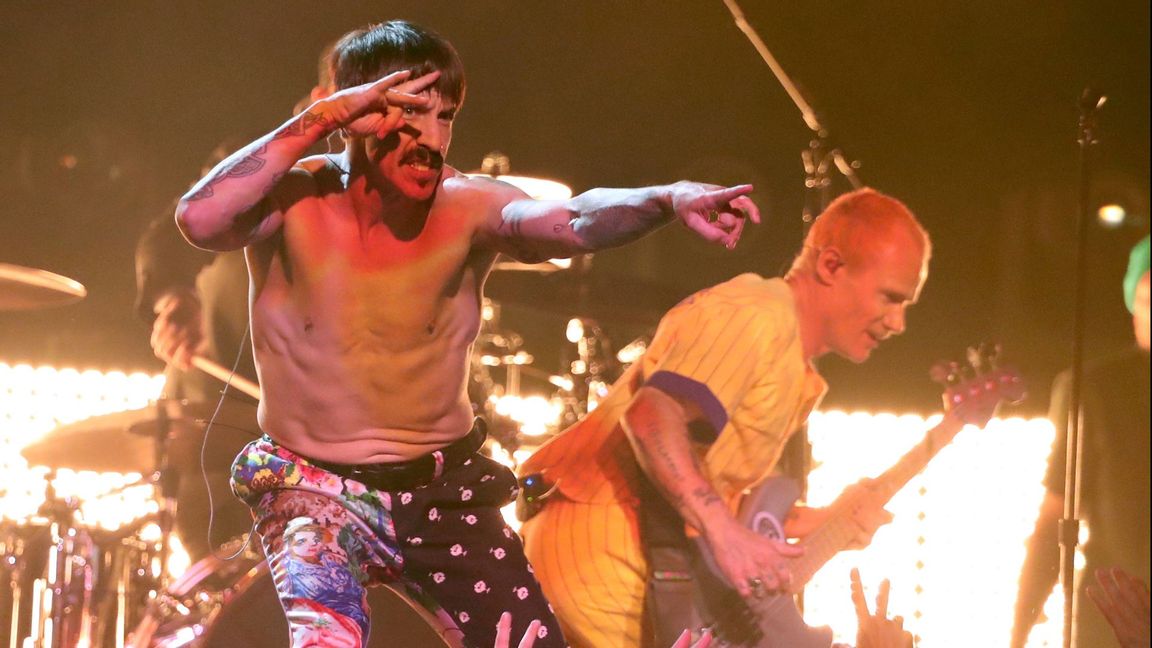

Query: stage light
[[566, 318, 585, 343], [1098, 203, 1127, 227]]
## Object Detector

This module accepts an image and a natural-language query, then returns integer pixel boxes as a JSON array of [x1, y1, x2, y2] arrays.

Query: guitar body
[[688, 476, 834, 648]]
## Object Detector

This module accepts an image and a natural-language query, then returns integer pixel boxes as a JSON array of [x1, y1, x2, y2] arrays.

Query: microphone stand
[[1060, 87, 1106, 648], [721, 0, 864, 216]]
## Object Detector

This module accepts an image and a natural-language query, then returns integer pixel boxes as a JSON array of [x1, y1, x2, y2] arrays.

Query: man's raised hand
[[318, 69, 441, 140]]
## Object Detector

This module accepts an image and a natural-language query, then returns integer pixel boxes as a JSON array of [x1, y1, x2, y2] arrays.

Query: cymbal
[[0, 262, 87, 311], [484, 270, 686, 326], [21, 399, 260, 474]]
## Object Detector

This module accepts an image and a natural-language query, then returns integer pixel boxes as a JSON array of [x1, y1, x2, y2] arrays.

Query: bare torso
[[246, 161, 499, 463]]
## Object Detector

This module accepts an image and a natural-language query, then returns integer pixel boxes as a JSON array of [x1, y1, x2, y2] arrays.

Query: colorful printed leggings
[[231, 437, 566, 648]]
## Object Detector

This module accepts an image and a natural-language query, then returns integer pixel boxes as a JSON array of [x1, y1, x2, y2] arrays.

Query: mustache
[[404, 146, 444, 168]]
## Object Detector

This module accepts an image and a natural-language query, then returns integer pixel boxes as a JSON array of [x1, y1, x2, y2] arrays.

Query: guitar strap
[[638, 475, 770, 647], [636, 477, 711, 647]]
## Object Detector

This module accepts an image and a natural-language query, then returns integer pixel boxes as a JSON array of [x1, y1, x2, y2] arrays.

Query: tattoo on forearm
[[572, 205, 669, 250], [261, 171, 286, 195], [641, 420, 724, 523], [271, 110, 335, 141], [186, 143, 269, 202], [692, 486, 722, 508]]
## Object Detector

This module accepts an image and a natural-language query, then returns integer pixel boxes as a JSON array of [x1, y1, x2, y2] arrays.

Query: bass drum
[[130, 543, 453, 647]]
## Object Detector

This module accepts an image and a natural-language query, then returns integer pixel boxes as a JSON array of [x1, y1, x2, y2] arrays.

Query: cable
[[199, 320, 259, 562]]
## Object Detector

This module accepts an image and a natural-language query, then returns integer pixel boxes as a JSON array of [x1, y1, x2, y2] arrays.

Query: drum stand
[[25, 473, 93, 648], [2, 516, 39, 648], [150, 400, 179, 596]]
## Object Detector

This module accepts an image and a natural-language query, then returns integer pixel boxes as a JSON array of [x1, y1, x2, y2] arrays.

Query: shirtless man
[[175, 20, 759, 648]]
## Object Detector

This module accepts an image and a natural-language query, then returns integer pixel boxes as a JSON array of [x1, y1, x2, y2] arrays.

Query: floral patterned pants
[[231, 436, 566, 648]]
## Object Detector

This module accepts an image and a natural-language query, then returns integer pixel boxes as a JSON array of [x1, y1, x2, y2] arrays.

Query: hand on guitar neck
[[783, 343, 1026, 593]]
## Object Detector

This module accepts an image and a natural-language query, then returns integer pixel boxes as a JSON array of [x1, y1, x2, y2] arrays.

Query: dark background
[[1, 1, 1148, 415]]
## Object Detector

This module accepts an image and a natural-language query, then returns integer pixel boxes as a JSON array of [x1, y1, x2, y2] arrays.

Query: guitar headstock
[[930, 343, 1026, 428]]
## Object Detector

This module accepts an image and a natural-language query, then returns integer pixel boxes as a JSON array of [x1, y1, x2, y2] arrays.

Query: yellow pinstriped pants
[[521, 496, 653, 648]]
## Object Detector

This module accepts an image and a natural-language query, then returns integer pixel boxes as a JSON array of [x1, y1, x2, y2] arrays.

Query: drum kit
[[1, 256, 683, 647]]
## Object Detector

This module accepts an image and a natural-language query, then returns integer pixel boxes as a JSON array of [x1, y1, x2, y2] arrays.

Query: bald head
[[789, 188, 931, 277], [786, 188, 932, 363]]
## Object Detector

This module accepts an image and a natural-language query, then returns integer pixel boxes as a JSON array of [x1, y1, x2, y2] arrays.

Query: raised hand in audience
[[1087, 567, 1151, 648], [851, 568, 914, 648], [494, 611, 714, 648]]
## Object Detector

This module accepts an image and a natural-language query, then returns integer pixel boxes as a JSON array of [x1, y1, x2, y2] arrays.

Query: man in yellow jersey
[[519, 188, 931, 647]]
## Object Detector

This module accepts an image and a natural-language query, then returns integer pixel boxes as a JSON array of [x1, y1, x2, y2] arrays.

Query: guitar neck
[[788, 415, 965, 591]]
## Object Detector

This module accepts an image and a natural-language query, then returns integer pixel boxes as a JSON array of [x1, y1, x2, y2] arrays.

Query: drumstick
[[190, 355, 261, 400]]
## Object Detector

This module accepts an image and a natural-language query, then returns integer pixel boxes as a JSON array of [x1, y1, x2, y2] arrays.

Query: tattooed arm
[[474, 180, 761, 262], [176, 70, 438, 251], [622, 386, 801, 598]]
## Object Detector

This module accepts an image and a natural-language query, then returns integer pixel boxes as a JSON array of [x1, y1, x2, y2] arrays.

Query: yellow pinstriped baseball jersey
[[520, 273, 827, 514], [520, 274, 827, 647]]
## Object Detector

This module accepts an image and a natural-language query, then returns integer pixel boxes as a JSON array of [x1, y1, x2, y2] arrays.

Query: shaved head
[[789, 188, 931, 276], [786, 188, 932, 362]]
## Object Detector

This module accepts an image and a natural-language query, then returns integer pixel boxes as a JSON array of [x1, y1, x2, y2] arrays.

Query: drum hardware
[[560, 317, 620, 416], [20, 399, 260, 476], [485, 259, 683, 327], [615, 335, 650, 366], [9, 472, 95, 648], [127, 540, 451, 648], [12, 396, 260, 648]]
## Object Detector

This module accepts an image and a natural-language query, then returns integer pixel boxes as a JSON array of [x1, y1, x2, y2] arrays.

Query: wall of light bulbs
[[804, 411, 1065, 648]]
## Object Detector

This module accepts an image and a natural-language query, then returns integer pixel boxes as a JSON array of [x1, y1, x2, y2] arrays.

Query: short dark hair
[[332, 21, 465, 107]]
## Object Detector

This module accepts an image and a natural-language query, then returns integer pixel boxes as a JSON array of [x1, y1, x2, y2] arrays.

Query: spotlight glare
[[1097, 204, 1127, 227]]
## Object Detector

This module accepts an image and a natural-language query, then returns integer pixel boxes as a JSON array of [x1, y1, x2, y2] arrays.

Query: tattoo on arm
[[186, 143, 270, 202], [644, 420, 722, 515], [189, 140, 274, 202], [692, 485, 722, 508], [188, 109, 329, 203], [570, 197, 672, 250], [271, 110, 335, 141], [496, 214, 545, 263]]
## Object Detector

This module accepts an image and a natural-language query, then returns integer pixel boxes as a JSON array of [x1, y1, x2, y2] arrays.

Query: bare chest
[[263, 203, 486, 349]]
